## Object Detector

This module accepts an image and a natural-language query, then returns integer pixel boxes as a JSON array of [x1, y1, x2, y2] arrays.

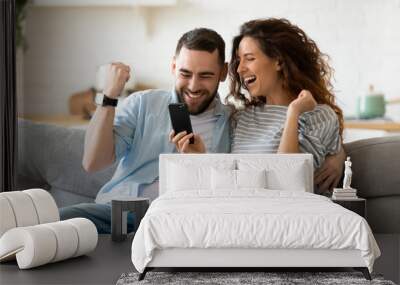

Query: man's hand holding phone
[[169, 130, 206, 153], [168, 103, 206, 153]]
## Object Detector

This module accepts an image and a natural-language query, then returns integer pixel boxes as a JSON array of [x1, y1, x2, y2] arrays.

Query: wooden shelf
[[19, 115, 90, 127], [344, 121, 400, 132], [33, 0, 176, 7], [19, 116, 400, 131]]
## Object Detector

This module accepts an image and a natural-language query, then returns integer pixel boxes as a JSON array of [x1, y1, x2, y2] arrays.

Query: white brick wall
[[22, 0, 400, 118]]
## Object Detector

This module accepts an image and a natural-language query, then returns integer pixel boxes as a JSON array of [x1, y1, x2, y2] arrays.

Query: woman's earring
[[276, 60, 283, 71]]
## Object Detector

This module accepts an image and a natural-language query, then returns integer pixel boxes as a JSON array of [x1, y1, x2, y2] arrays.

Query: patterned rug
[[117, 271, 396, 285]]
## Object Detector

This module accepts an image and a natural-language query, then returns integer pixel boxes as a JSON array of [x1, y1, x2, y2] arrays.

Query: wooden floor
[[0, 234, 398, 284]]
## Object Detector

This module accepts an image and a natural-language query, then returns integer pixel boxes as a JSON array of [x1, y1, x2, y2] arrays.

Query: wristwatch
[[95, 93, 118, 107]]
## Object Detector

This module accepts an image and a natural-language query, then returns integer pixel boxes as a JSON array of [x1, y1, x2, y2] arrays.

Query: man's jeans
[[59, 203, 136, 234]]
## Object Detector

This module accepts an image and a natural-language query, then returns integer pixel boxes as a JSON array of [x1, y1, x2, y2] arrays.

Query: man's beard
[[176, 88, 217, 115]]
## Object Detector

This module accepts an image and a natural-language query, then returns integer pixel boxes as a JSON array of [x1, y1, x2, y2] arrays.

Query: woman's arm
[[278, 109, 300, 153], [278, 90, 317, 153]]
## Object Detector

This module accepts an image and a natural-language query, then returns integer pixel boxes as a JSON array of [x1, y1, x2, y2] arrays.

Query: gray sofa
[[17, 119, 400, 234], [17, 120, 115, 207], [343, 136, 400, 234]]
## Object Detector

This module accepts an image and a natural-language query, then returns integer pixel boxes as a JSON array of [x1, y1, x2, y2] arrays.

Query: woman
[[228, 18, 343, 169], [172, 18, 343, 170]]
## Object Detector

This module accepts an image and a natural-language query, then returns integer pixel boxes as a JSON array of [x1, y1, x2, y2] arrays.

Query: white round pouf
[[23, 189, 59, 223], [0, 189, 98, 269], [67, 218, 98, 257], [42, 221, 79, 262], [0, 196, 17, 237], [0, 191, 39, 227], [0, 219, 98, 269], [0, 225, 57, 269]]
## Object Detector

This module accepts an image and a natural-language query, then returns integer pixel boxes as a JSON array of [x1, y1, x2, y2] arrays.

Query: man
[[60, 28, 231, 233], [60, 28, 345, 233]]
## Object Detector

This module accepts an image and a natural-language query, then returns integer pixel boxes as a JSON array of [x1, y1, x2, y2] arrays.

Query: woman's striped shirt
[[231, 104, 341, 169]]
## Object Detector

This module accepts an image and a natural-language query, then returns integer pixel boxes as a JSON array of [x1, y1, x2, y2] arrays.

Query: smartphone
[[168, 103, 194, 144]]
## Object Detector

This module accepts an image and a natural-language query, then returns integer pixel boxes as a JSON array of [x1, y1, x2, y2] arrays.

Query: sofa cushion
[[17, 120, 116, 200], [344, 136, 400, 198]]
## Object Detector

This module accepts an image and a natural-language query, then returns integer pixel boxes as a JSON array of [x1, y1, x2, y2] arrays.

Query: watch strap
[[102, 94, 118, 107]]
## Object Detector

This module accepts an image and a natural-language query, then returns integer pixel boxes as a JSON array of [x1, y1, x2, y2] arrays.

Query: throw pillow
[[211, 168, 267, 190]]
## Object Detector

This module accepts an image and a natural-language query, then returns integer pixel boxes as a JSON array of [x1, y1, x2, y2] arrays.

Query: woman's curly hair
[[227, 18, 343, 136]]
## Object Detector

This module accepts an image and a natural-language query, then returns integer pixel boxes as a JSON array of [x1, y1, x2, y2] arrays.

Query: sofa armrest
[[344, 136, 400, 233], [344, 135, 400, 199]]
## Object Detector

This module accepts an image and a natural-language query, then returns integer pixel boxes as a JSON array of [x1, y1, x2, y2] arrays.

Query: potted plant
[[16, 0, 30, 50], [16, 0, 30, 115]]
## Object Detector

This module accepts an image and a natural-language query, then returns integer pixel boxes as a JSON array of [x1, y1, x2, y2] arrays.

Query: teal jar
[[356, 86, 386, 119]]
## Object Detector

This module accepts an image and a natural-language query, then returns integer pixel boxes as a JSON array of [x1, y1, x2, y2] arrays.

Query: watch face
[[95, 93, 104, 106]]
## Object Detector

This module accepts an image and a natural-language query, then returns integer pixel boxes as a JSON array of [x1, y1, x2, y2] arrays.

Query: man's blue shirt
[[95, 89, 231, 204]]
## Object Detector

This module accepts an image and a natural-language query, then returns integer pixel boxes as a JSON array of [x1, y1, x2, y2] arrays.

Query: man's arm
[[82, 63, 130, 172], [314, 146, 346, 194], [82, 107, 116, 172]]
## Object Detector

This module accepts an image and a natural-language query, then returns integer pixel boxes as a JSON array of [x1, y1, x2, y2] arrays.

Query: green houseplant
[[16, 0, 30, 50]]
